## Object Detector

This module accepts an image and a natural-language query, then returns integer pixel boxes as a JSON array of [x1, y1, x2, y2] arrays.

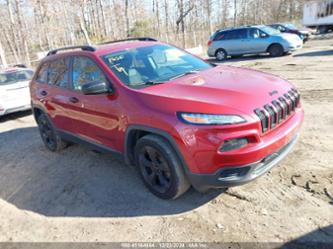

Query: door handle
[[40, 90, 48, 96], [69, 96, 79, 103]]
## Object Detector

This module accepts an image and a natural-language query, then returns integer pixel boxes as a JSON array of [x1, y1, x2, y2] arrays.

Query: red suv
[[30, 37, 304, 199]]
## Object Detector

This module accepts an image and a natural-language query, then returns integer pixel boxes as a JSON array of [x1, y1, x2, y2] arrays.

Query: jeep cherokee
[[30, 37, 304, 199]]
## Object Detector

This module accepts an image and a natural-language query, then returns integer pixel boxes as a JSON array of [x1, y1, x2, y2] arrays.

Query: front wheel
[[318, 26, 328, 34], [135, 134, 190, 199], [268, 44, 284, 57]]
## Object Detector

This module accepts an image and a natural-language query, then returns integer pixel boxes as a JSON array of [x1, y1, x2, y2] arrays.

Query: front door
[[65, 55, 122, 152], [247, 28, 271, 53]]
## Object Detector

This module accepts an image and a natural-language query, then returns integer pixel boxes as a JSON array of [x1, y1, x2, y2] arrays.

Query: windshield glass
[[102, 44, 213, 88], [284, 23, 297, 30], [0, 70, 34, 86], [260, 26, 281, 35]]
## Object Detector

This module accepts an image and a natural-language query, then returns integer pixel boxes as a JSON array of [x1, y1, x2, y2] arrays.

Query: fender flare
[[124, 124, 191, 174]]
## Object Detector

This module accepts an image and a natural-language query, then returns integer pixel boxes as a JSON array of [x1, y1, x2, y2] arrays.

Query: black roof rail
[[47, 45, 96, 56], [13, 64, 27, 68], [99, 37, 157, 45]]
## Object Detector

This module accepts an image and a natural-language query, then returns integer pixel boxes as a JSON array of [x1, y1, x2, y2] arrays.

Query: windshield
[[284, 23, 297, 30], [260, 26, 281, 35], [0, 70, 34, 86], [102, 44, 213, 88]]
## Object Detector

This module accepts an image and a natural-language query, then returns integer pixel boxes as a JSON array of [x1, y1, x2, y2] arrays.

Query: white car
[[0, 67, 34, 116]]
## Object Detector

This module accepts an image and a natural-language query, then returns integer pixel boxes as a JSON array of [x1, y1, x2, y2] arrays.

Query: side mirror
[[260, 33, 268, 38], [81, 80, 111, 95]]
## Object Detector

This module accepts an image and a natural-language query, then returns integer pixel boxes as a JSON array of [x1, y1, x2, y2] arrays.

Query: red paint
[[30, 41, 303, 175]]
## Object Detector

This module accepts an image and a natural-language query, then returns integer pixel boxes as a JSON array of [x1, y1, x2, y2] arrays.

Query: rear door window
[[48, 58, 70, 88], [238, 29, 248, 39], [224, 29, 247, 40]]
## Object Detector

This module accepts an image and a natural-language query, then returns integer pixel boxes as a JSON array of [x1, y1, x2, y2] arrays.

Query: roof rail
[[99, 37, 157, 45], [47, 45, 96, 56]]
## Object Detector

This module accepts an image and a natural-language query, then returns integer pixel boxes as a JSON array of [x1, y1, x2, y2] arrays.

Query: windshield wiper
[[168, 70, 200, 81], [144, 80, 164, 85]]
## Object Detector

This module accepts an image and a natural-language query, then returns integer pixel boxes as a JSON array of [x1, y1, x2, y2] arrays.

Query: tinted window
[[48, 58, 70, 88], [260, 26, 280, 35], [0, 70, 34, 85], [36, 64, 49, 83], [276, 25, 286, 32], [249, 28, 260, 39], [72, 57, 107, 91], [284, 23, 297, 30], [213, 31, 225, 41], [224, 29, 247, 40]]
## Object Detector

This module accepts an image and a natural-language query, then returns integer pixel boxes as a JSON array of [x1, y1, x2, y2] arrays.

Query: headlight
[[177, 112, 246, 125]]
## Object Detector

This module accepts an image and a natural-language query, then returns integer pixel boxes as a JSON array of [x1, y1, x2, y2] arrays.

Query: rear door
[[223, 29, 248, 55], [45, 57, 75, 131]]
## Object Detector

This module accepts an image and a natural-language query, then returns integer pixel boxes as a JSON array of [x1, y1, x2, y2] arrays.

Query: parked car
[[0, 66, 34, 117], [207, 25, 303, 61], [269, 23, 310, 42], [30, 38, 304, 199]]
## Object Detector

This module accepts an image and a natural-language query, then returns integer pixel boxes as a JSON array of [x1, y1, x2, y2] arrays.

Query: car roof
[[41, 38, 163, 63], [0, 67, 31, 74], [95, 40, 162, 56], [215, 25, 266, 33]]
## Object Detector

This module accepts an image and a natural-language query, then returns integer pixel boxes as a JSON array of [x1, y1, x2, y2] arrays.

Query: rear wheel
[[134, 134, 190, 199], [318, 26, 328, 34], [37, 113, 67, 152], [268, 44, 284, 57], [215, 49, 227, 61]]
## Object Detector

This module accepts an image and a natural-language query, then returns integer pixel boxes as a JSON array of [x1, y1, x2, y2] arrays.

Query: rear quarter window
[[36, 63, 49, 83], [213, 32, 225, 41]]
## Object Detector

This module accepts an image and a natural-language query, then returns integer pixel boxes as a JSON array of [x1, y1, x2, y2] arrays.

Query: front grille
[[254, 89, 300, 134]]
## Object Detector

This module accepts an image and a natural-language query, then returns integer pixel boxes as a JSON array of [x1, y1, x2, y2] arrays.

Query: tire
[[231, 54, 243, 59], [37, 112, 67, 152], [268, 44, 284, 57], [318, 26, 328, 34], [215, 49, 227, 61], [134, 134, 190, 199]]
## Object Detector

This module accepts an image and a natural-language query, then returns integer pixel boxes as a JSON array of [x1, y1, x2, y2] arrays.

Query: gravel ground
[[0, 36, 332, 245]]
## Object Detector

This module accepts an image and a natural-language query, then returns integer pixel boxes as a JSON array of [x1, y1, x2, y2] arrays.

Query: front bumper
[[187, 133, 299, 192]]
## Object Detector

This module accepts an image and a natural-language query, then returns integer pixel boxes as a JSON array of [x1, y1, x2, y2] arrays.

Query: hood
[[280, 33, 302, 43], [299, 29, 310, 35], [139, 65, 294, 117]]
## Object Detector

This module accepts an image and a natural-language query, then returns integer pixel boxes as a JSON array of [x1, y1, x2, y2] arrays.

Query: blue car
[[207, 25, 303, 61]]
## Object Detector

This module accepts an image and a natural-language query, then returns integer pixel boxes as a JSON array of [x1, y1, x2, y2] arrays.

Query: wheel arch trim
[[266, 43, 284, 53], [124, 125, 191, 173]]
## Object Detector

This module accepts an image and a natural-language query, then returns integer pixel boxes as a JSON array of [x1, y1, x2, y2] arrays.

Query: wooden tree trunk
[[0, 40, 8, 67], [164, 0, 169, 42], [233, 0, 237, 26], [14, 0, 30, 65], [125, 0, 130, 37]]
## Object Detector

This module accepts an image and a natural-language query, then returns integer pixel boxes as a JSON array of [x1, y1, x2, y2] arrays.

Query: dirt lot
[[0, 36, 332, 245]]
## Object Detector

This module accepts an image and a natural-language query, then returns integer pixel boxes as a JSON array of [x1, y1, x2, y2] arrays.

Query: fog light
[[219, 166, 251, 180], [220, 138, 248, 152]]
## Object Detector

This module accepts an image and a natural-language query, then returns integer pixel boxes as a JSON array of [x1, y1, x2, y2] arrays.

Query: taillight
[[207, 40, 212, 46]]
